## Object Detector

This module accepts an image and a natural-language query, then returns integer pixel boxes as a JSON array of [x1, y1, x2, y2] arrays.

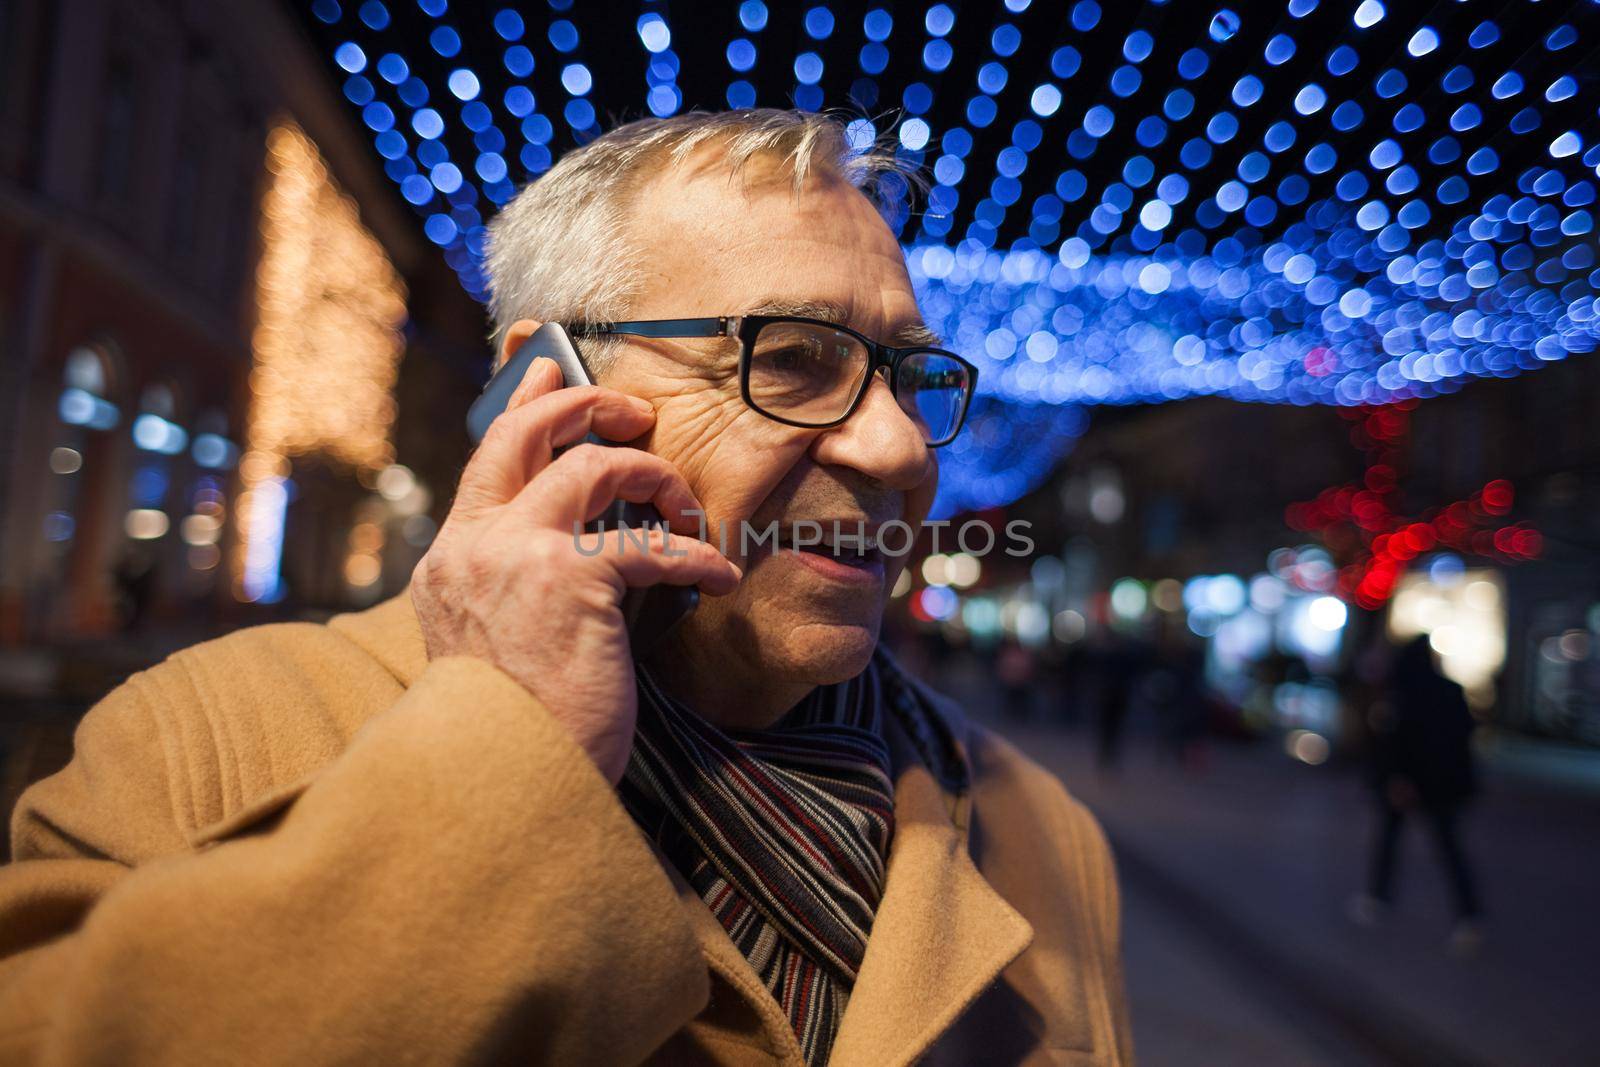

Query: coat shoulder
[[890, 662, 1117, 896], [895, 666, 1106, 848], [962, 721, 1113, 868], [144, 614, 411, 819], [13, 614, 403, 863]]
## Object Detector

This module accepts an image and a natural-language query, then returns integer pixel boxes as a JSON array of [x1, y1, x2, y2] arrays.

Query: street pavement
[[1119, 873, 1352, 1066], [978, 709, 1600, 1067]]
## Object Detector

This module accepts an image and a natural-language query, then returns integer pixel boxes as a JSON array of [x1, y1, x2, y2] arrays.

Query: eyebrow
[[742, 297, 946, 349]]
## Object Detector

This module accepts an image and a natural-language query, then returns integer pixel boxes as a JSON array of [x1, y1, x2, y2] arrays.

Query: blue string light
[[726, 1, 766, 109], [312, 0, 1600, 510]]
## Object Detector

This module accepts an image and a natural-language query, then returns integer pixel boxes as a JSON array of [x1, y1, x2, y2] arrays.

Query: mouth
[[771, 521, 887, 572]]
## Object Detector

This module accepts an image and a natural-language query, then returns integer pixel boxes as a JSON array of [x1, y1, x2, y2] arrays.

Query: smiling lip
[[766, 519, 890, 585], [780, 545, 885, 585]]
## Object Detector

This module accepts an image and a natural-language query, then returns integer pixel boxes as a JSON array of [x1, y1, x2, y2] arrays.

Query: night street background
[[3, 0, 1600, 1061]]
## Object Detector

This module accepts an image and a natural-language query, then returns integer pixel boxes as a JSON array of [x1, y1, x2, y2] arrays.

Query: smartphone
[[466, 323, 699, 651]]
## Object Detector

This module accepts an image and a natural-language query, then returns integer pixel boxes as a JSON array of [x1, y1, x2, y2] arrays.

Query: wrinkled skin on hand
[[412, 358, 740, 783]]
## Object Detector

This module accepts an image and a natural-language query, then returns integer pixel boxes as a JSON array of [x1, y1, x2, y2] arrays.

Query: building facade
[[0, 0, 483, 650]]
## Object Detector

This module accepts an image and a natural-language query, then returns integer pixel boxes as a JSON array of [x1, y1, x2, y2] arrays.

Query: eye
[[770, 346, 809, 372]]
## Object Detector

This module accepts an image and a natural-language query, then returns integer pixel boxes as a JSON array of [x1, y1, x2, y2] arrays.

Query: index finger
[[454, 386, 656, 515], [505, 355, 564, 413]]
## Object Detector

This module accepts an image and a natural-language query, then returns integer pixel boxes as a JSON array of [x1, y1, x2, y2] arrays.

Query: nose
[[808, 373, 932, 492]]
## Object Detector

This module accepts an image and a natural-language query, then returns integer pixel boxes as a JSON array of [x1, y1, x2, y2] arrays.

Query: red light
[[1481, 479, 1513, 514], [1403, 524, 1435, 552], [1285, 403, 1541, 608]]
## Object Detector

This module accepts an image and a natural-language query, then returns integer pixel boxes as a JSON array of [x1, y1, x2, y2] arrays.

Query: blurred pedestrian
[[1157, 638, 1210, 773], [1350, 635, 1483, 955], [1094, 636, 1138, 771], [996, 639, 1037, 720]]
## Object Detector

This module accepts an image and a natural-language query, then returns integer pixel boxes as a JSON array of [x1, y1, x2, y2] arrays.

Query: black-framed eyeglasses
[[566, 316, 978, 447]]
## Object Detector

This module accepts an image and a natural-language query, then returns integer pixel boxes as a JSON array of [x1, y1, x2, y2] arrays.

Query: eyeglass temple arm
[[565, 317, 731, 339]]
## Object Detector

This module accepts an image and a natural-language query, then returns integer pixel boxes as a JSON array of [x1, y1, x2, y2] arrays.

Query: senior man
[[1, 110, 1129, 1065]]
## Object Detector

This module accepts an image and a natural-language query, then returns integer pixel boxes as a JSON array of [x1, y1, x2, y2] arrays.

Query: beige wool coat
[[0, 591, 1131, 1065]]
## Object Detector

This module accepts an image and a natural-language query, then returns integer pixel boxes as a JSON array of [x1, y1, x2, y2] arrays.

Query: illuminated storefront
[[1387, 565, 1507, 709], [0, 0, 483, 645]]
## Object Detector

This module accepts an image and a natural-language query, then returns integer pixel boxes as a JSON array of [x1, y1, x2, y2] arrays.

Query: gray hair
[[484, 108, 919, 370]]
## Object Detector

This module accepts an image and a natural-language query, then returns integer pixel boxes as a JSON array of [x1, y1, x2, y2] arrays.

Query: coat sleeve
[[0, 654, 709, 1065]]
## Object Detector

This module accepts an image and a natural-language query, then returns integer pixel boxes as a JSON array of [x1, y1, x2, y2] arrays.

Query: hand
[[411, 358, 741, 783]]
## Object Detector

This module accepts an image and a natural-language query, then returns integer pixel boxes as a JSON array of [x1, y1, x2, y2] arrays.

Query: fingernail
[[630, 396, 654, 414], [517, 358, 547, 390]]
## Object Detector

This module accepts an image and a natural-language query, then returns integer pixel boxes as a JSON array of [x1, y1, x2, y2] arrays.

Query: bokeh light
[[310, 0, 1600, 512]]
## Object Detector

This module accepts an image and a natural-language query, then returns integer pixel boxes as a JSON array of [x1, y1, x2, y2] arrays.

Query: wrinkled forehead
[[625, 149, 922, 335]]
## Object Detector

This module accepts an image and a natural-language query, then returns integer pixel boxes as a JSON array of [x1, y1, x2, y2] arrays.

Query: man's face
[[570, 154, 938, 697]]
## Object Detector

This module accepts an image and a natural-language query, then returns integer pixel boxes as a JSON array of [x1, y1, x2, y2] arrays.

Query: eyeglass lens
[[895, 351, 970, 444], [746, 321, 870, 425], [746, 320, 969, 443]]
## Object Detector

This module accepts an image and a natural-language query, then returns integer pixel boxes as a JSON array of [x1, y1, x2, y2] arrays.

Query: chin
[[763, 617, 882, 687], [665, 566, 888, 704]]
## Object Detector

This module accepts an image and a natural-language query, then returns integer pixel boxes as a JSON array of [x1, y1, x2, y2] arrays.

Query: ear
[[498, 318, 545, 368]]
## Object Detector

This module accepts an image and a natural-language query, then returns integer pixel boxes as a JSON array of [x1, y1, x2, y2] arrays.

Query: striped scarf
[[620, 653, 903, 1065]]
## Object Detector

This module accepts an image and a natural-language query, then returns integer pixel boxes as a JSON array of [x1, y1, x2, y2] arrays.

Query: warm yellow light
[[1285, 729, 1330, 765], [1463, 579, 1498, 613], [1388, 570, 1505, 707], [125, 509, 170, 539], [344, 552, 382, 586], [181, 513, 222, 545], [1151, 578, 1183, 612], [376, 464, 416, 501], [947, 553, 981, 589], [348, 521, 384, 553], [246, 122, 406, 470], [234, 121, 408, 598]]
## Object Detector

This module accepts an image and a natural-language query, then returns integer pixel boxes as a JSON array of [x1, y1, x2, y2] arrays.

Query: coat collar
[[333, 591, 1034, 1065], [827, 709, 1034, 1067]]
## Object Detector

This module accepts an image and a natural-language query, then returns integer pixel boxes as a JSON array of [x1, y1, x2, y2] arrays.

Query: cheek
[[663, 419, 816, 534]]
